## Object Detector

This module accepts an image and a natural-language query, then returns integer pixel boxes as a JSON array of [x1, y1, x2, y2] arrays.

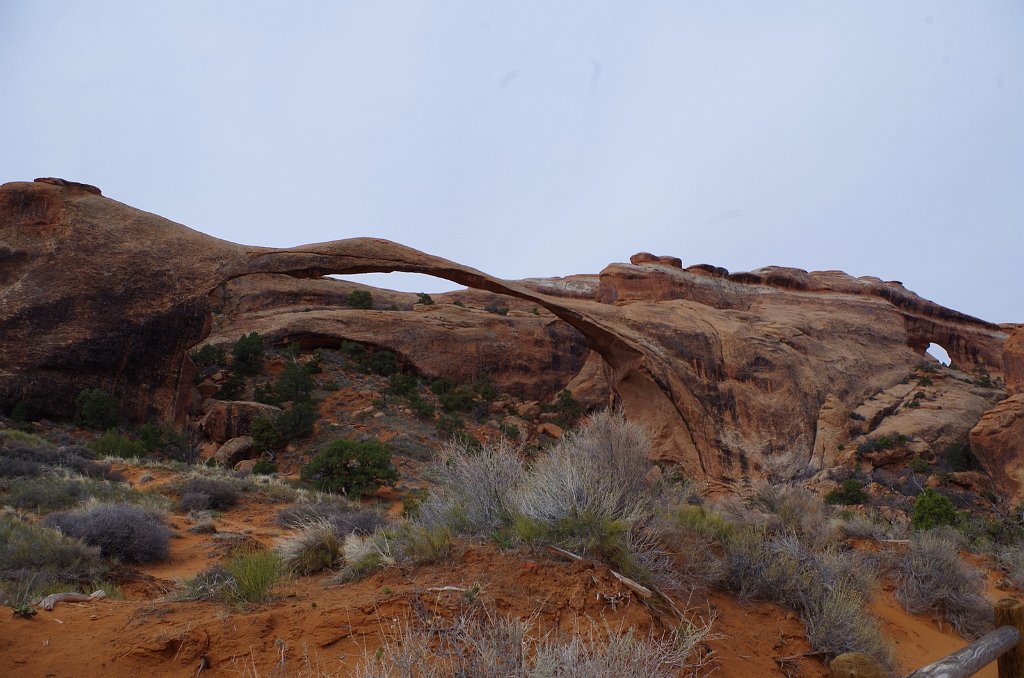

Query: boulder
[[200, 401, 281, 443], [970, 394, 1024, 503], [233, 459, 259, 474], [536, 422, 563, 439], [629, 252, 683, 268], [215, 436, 255, 467]]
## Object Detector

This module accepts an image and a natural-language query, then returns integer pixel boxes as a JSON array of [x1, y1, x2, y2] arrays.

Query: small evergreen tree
[[346, 290, 374, 310], [74, 389, 119, 430], [300, 439, 398, 497], [231, 332, 264, 376], [912, 488, 958, 530]]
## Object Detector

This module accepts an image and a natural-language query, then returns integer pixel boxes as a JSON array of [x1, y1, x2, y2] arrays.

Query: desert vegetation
[[2, 336, 1019, 678]]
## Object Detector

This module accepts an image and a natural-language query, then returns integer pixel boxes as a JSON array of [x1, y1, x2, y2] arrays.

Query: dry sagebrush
[[895, 529, 992, 638]]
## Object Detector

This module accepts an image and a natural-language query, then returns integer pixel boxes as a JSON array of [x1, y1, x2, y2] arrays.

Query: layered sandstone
[[1, 179, 1014, 490]]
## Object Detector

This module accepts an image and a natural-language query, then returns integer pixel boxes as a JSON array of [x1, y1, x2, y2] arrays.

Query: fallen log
[[36, 589, 107, 611]]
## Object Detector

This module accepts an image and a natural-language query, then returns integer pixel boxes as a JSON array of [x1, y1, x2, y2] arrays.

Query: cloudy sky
[[2, 1, 1021, 323]]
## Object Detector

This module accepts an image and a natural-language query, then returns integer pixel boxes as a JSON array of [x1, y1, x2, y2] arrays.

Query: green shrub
[[216, 374, 245, 400], [367, 350, 397, 376], [9, 401, 30, 423], [74, 389, 119, 430], [224, 547, 282, 606], [825, 480, 868, 506], [346, 289, 374, 310], [191, 344, 227, 368], [255, 362, 315, 406], [430, 378, 454, 395], [498, 421, 520, 439], [856, 434, 910, 457], [452, 300, 465, 307], [252, 459, 277, 475], [909, 457, 931, 474], [485, 302, 509, 316], [231, 332, 264, 376], [386, 374, 418, 397], [89, 431, 146, 459], [406, 392, 435, 420], [416, 293, 434, 305], [252, 401, 317, 451], [542, 389, 583, 426], [301, 439, 398, 497], [439, 385, 476, 413], [912, 488, 958, 530], [945, 443, 980, 472]]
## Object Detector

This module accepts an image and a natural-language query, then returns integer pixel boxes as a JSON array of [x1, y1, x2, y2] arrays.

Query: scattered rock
[[536, 422, 563, 439]]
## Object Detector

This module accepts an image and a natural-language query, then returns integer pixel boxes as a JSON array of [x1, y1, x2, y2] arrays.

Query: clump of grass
[[4, 476, 166, 513], [175, 565, 236, 602], [276, 502, 386, 535], [44, 504, 171, 563], [0, 439, 122, 482], [178, 478, 241, 511], [88, 431, 146, 459], [895, 530, 992, 638], [333, 532, 394, 583], [392, 523, 452, 565], [0, 514, 107, 604], [223, 547, 282, 607], [277, 519, 343, 574], [352, 612, 713, 677]]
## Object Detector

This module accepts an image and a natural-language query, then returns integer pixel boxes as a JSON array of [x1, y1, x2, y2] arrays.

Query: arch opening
[[328, 272, 464, 295], [926, 342, 951, 367]]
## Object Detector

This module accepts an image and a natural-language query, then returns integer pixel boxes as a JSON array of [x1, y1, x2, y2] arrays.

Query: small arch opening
[[926, 342, 951, 366]]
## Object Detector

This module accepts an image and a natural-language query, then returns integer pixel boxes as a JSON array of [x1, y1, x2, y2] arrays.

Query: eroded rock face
[[971, 394, 1024, 502], [1004, 326, 1024, 395], [1, 179, 1014, 490]]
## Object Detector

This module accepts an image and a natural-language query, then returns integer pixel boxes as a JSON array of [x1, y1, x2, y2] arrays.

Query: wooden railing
[[829, 598, 1024, 678]]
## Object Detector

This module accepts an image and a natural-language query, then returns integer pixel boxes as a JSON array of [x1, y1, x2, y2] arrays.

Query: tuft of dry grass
[[895, 530, 992, 638], [277, 519, 344, 575]]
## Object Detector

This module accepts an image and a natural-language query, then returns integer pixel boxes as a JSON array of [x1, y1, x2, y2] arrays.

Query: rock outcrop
[[1, 179, 1014, 489], [971, 394, 1024, 502]]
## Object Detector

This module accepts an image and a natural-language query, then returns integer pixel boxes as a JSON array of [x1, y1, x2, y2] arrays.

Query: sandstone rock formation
[[1, 179, 1014, 489], [199, 401, 281, 443], [971, 394, 1024, 502], [202, 274, 589, 400]]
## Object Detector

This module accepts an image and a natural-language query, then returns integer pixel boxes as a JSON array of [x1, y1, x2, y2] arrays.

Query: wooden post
[[910, 626, 1021, 677], [996, 598, 1024, 678], [829, 652, 888, 678]]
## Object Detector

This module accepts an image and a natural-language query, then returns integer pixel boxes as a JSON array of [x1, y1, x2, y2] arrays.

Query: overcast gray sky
[[2, 1, 1021, 323]]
